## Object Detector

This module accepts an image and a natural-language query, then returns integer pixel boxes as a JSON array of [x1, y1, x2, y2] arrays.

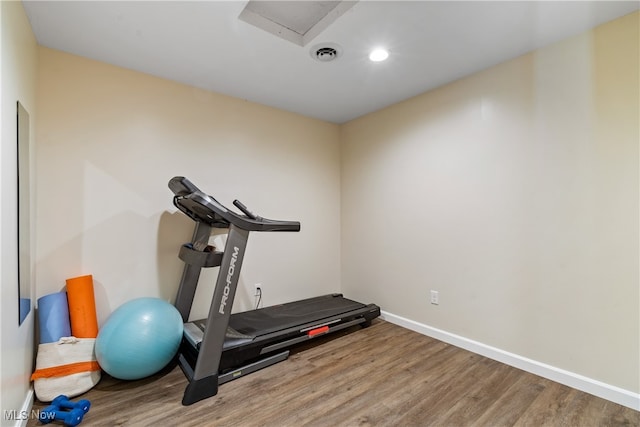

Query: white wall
[[341, 12, 639, 395], [35, 48, 341, 325], [1, 0, 38, 419]]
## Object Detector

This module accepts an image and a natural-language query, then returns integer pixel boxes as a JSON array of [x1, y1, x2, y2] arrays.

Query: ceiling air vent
[[238, 1, 357, 47], [311, 43, 342, 62]]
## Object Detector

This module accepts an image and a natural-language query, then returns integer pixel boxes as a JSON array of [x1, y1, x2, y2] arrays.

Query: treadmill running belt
[[229, 294, 364, 336]]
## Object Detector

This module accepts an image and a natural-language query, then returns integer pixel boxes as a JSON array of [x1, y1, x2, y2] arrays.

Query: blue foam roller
[[38, 292, 71, 343]]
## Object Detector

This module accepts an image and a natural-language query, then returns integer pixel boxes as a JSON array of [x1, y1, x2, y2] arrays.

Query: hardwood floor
[[28, 320, 639, 426]]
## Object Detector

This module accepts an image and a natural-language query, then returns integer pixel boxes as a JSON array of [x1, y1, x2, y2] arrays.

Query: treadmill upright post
[[182, 224, 249, 406]]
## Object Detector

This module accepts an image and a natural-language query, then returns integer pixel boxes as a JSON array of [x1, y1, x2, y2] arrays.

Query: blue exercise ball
[[95, 297, 183, 380]]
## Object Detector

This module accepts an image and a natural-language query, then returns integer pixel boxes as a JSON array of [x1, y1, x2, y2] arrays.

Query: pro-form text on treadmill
[[219, 246, 239, 314]]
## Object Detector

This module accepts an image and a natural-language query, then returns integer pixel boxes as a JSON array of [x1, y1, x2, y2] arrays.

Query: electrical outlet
[[254, 283, 262, 296], [430, 290, 439, 305]]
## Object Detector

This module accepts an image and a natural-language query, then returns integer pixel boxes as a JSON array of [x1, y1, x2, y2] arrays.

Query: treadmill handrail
[[169, 176, 301, 232]]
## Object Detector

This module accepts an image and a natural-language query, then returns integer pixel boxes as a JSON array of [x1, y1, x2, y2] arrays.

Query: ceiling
[[23, 1, 639, 124]]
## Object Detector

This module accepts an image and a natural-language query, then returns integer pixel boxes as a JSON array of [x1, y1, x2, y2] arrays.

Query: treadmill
[[169, 177, 380, 405]]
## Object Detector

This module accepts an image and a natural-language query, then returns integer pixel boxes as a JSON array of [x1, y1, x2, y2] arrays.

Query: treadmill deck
[[184, 294, 374, 351]]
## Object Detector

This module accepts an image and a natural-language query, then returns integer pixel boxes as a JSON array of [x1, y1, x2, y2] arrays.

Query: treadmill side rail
[[218, 351, 289, 385]]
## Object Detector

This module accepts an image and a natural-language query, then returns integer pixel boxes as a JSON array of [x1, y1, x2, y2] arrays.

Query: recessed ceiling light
[[369, 48, 389, 62]]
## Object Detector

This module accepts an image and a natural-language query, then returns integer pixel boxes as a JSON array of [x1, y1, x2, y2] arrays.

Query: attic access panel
[[239, 1, 357, 47]]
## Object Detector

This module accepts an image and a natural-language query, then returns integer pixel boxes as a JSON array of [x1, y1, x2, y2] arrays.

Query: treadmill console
[[168, 176, 300, 232]]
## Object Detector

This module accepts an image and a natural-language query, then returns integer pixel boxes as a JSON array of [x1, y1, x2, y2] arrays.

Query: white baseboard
[[380, 311, 640, 411], [8, 388, 35, 427]]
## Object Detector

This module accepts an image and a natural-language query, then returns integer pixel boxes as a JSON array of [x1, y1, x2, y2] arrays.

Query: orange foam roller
[[66, 274, 99, 338]]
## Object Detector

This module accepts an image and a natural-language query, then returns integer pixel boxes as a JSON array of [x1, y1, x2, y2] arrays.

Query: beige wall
[[35, 48, 342, 325], [341, 12, 639, 393], [1, 0, 38, 417]]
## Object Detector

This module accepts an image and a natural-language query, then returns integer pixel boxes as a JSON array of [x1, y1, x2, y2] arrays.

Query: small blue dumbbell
[[51, 395, 91, 414], [39, 395, 91, 426], [39, 406, 85, 426]]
